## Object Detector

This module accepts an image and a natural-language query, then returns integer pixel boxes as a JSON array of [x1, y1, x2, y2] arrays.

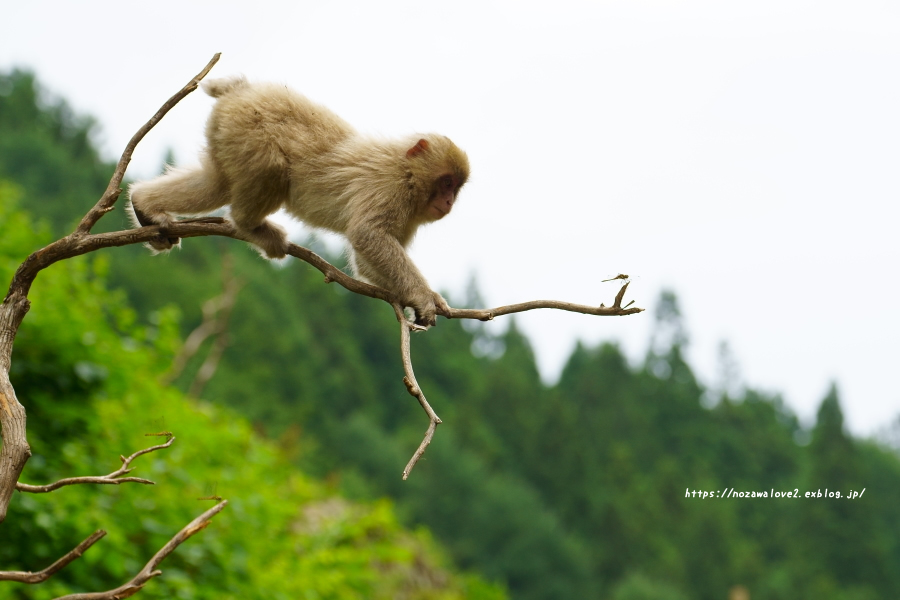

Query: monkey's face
[[425, 173, 464, 221]]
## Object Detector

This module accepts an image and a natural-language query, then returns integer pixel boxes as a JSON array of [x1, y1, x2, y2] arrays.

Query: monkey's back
[[205, 81, 355, 182]]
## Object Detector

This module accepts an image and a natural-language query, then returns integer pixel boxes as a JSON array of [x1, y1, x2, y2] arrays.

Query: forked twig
[[165, 255, 244, 395], [53, 501, 228, 600], [449, 280, 640, 320], [392, 305, 443, 479], [390, 281, 640, 477], [75, 53, 221, 234], [15, 435, 175, 493], [0, 530, 106, 583]]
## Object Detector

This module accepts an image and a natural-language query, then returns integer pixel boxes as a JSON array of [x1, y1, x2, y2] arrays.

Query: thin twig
[[165, 255, 243, 388], [0, 530, 106, 583], [448, 281, 642, 320], [388, 283, 639, 477], [188, 262, 242, 397], [392, 304, 442, 480], [15, 436, 174, 494], [75, 53, 221, 234], [53, 501, 228, 600]]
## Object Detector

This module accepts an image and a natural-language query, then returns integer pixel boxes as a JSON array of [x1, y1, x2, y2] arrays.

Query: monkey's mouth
[[429, 204, 449, 219]]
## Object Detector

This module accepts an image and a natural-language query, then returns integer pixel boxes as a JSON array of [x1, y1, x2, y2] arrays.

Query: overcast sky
[[4, 0, 899, 436]]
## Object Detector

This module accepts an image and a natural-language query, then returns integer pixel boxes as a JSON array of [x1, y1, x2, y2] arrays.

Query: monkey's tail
[[202, 75, 248, 98]]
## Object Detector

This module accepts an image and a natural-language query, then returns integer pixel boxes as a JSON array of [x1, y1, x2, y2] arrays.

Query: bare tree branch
[[5, 213, 642, 486], [391, 282, 640, 477], [164, 254, 243, 391], [390, 305, 443, 480], [0, 530, 106, 583], [9, 216, 643, 323], [15, 435, 175, 494], [3, 209, 641, 495], [75, 53, 221, 235], [189, 260, 242, 397], [282, 235, 644, 321], [0, 53, 222, 523], [53, 501, 228, 600], [188, 329, 229, 398], [448, 281, 641, 320]]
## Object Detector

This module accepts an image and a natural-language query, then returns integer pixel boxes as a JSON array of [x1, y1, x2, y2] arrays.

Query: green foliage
[[611, 573, 688, 600], [0, 188, 504, 599]]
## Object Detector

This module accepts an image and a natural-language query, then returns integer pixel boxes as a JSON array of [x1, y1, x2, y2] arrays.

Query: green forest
[[1, 69, 899, 600]]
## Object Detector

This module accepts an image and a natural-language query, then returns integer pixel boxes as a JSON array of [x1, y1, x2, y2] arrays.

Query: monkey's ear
[[406, 138, 430, 158]]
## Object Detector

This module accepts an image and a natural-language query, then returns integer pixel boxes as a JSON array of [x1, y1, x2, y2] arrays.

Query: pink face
[[427, 174, 461, 221]]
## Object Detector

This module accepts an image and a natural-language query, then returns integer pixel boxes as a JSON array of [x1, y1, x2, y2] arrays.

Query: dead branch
[[0, 530, 106, 583], [0, 54, 228, 599], [8, 216, 642, 322], [15, 435, 174, 494], [75, 53, 221, 235], [188, 330, 229, 397], [0, 54, 222, 523], [390, 282, 639, 477], [3, 214, 641, 488], [390, 305, 442, 480], [165, 255, 244, 392], [188, 257, 242, 397], [53, 500, 228, 600], [449, 280, 641, 320], [391, 282, 639, 474]]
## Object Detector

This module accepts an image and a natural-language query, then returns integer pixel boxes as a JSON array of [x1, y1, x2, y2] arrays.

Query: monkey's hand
[[407, 289, 450, 328]]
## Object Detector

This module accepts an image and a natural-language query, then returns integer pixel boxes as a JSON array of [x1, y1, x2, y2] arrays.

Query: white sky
[[3, 0, 899, 436]]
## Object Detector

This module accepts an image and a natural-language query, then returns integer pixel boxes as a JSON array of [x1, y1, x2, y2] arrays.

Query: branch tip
[[52, 501, 227, 600], [75, 53, 221, 234], [16, 435, 175, 494], [0, 529, 107, 583]]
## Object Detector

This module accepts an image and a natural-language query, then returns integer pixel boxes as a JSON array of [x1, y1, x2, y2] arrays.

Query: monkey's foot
[[129, 202, 180, 252], [145, 236, 181, 253], [245, 221, 289, 259]]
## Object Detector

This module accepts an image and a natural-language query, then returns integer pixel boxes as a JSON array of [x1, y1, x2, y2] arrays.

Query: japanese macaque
[[128, 76, 469, 326]]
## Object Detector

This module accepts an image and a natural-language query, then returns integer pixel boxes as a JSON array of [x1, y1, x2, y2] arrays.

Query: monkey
[[128, 76, 469, 326]]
